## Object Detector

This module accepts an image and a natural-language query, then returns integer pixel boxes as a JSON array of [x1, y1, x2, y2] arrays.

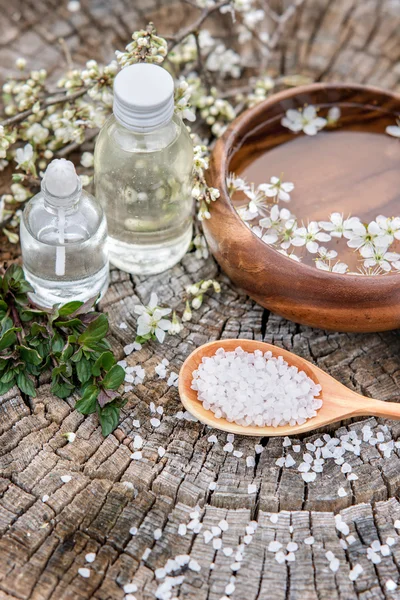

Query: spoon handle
[[355, 397, 400, 420]]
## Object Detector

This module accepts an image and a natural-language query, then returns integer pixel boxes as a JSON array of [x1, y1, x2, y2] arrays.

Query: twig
[[56, 129, 98, 158], [59, 38, 74, 71], [0, 88, 88, 128], [165, 0, 231, 54]]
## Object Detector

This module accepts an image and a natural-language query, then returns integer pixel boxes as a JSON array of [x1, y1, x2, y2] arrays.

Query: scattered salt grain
[[255, 444, 264, 454], [225, 582, 235, 595], [341, 463, 352, 474], [129, 527, 138, 536], [188, 559, 201, 572], [204, 531, 213, 544], [191, 347, 322, 427], [223, 443, 234, 453], [154, 528, 162, 540], [386, 580, 397, 591], [223, 548, 233, 556], [132, 419, 140, 428], [304, 536, 314, 545], [349, 564, 363, 581], [123, 583, 138, 593], [347, 473, 358, 481], [243, 535, 252, 544], [208, 435, 218, 443], [268, 541, 282, 553], [78, 567, 91, 578], [302, 472, 316, 483], [329, 558, 340, 572], [167, 372, 179, 387], [246, 457, 255, 468], [209, 482, 217, 491], [275, 551, 286, 564], [387, 537, 395, 546], [346, 535, 356, 545], [42, 495, 49, 503], [150, 418, 161, 428], [60, 475, 72, 483], [178, 524, 187, 536], [292, 445, 301, 453], [285, 454, 296, 468], [155, 359, 169, 379], [158, 447, 166, 457], [84, 553, 96, 563], [133, 435, 143, 449], [142, 548, 151, 560], [338, 487, 347, 497], [131, 451, 142, 460], [283, 437, 292, 447], [270, 514, 279, 524], [380, 544, 391, 556], [287, 542, 298, 552], [219, 520, 229, 531], [119, 322, 127, 329], [248, 484, 257, 494], [233, 450, 243, 458]]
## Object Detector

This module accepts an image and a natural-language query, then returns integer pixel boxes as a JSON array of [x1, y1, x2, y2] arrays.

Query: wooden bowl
[[205, 83, 400, 332]]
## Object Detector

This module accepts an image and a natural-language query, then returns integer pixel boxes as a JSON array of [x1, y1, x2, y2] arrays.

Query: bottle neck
[[41, 178, 82, 213]]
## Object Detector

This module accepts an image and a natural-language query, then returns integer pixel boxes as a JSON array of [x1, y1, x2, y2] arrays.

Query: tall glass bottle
[[94, 63, 193, 275], [20, 159, 109, 308]]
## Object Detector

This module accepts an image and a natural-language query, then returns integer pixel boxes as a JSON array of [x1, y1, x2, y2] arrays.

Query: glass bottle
[[20, 158, 109, 308], [94, 63, 193, 275]]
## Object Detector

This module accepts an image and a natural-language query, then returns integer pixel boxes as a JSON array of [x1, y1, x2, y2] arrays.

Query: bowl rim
[[210, 81, 400, 287]]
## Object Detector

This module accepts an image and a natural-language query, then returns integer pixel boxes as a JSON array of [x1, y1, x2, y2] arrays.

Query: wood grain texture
[[0, 0, 400, 599], [205, 83, 400, 333]]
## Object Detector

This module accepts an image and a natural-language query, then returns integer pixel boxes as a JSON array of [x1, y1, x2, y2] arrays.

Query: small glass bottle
[[20, 158, 109, 308], [94, 63, 193, 275]]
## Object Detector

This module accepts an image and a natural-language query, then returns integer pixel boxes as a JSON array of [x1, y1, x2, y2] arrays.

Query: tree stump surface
[[1, 1, 400, 598]]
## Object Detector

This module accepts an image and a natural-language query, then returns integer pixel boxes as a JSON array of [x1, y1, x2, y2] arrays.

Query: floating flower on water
[[327, 106, 341, 125], [346, 221, 392, 253], [281, 105, 327, 136], [375, 215, 400, 242], [259, 176, 294, 202], [291, 221, 331, 254], [386, 119, 400, 138], [319, 213, 361, 238], [360, 246, 400, 272], [134, 292, 172, 344]]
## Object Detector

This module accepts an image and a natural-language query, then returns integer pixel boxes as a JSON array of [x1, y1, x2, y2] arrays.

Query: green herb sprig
[[0, 264, 126, 436]]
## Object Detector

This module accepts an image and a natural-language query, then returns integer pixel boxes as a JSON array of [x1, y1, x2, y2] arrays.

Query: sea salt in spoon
[[178, 339, 400, 437]]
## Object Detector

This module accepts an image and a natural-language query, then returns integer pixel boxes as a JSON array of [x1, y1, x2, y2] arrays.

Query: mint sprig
[[0, 264, 126, 436]]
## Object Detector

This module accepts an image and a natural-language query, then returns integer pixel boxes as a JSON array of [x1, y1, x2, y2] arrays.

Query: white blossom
[[134, 292, 172, 343], [386, 120, 400, 138], [291, 221, 331, 253], [346, 221, 392, 253], [281, 105, 327, 136], [80, 152, 94, 168], [15, 143, 33, 167], [319, 213, 360, 238], [259, 176, 294, 202]]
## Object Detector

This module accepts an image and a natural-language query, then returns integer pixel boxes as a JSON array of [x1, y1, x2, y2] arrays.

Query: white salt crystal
[[340, 540, 348, 550], [338, 487, 347, 497], [329, 558, 340, 572], [276, 457, 286, 467], [123, 583, 138, 593], [132, 419, 140, 428], [287, 542, 298, 552], [178, 524, 187, 536], [386, 537, 395, 546], [213, 538, 222, 550], [208, 435, 218, 443], [380, 544, 391, 556], [286, 552, 295, 562], [346, 535, 356, 545], [347, 473, 358, 481], [142, 548, 151, 560], [203, 531, 213, 544], [150, 418, 161, 428], [133, 435, 143, 449], [227, 433, 234, 443], [85, 553, 96, 563], [154, 528, 162, 540], [293, 445, 301, 453], [219, 520, 229, 531], [255, 444, 264, 454], [325, 551, 335, 562], [283, 437, 291, 447], [158, 447, 166, 457], [285, 454, 296, 468], [246, 456, 256, 467], [223, 547, 233, 556], [225, 582, 235, 595], [119, 322, 127, 329], [42, 495, 49, 503], [60, 475, 72, 483], [268, 541, 282, 553], [78, 568, 91, 578], [223, 443, 234, 452], [394, 520, 400, 529], [275, 551, 286, 564], [270, 514, 279, 524], [302, 472, 316, 483], [155, 568, 166, 579], [189, 559, 201, 572], [248, 484, 257, 494], [131, 451, 142, 460], [230, 562, 241, 571], [304, 536, 314, 545], [386, 580, 397, 591], [243, 535, 252, 544], [209, 482, 217, 491], [233, 450, 243, 458], [211, 526, 221, 536], [349, 564, 363, 581], [341, 463, 352, 474], [129, 526, 138, 536]]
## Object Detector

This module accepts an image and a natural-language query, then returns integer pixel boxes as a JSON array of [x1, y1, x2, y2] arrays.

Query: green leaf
[[0, 369, 15, 384], [0, 380, 15, 395], [97, 402, 120, 436], [102, 364, 125, 390], [76, 357, 92, 384], [51, 379, 74, 398], [78, 313, 108, 345], [75, 385, 99, 414], [51, 332, 64, 353], [18, 345, 43, 366], [17, 372, 36, 397], [0, 328, 19, 351], [92, 351, 115, 376], [55, 318, 84, 329], [58, 301, 84, 317]]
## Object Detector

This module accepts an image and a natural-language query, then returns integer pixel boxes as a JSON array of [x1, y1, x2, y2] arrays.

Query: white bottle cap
[[42, 158, 81, 206], [113, 63, 175, 133]]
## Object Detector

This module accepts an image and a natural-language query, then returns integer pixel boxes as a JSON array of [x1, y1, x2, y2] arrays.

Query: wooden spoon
[[178, 339, 400, 437]]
